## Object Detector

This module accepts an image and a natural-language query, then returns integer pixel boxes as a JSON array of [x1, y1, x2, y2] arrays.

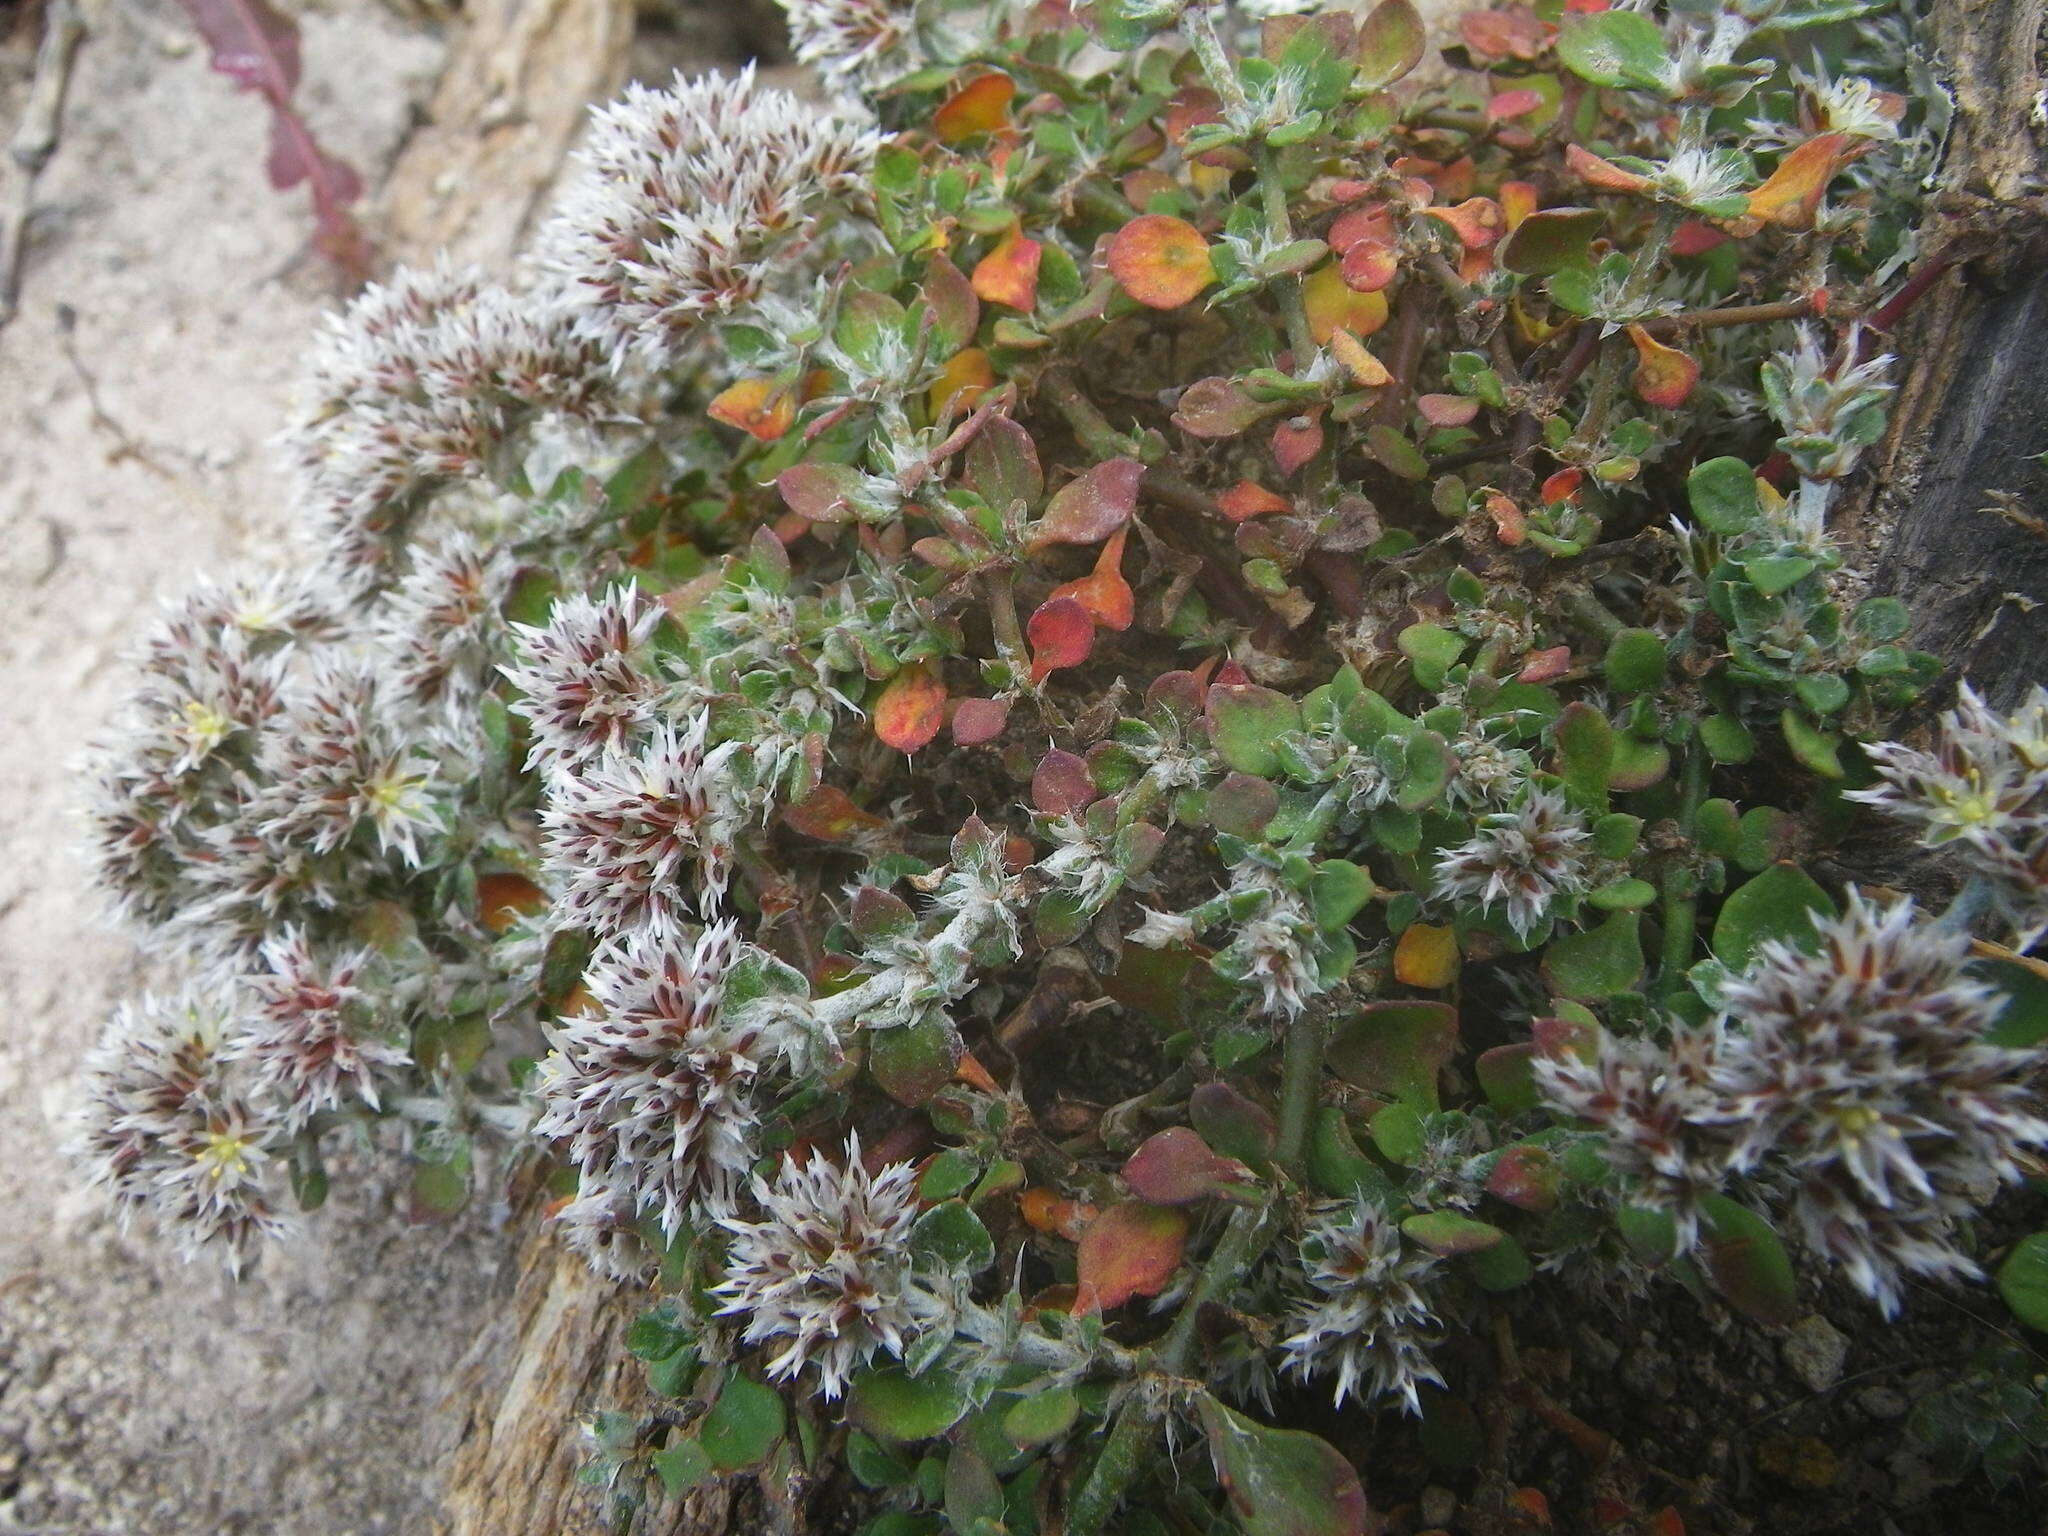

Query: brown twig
[[0, 0, 86, 329]]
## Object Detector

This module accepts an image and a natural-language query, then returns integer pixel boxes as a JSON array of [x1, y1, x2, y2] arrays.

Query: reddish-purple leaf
[[951, 696, 1012, 745], [1486, 1144, 1561, 1213], [1174, 376, 1272, 439], [1271, 412, 1325, 477], [173, 0, 370, 281], [1122, 1127, 1257, 1205], [1031, 749, 1096, 816], [1029, 458, 1143, 550], [1190, 1081, 1278, 1168], [777, 462, 868, 524]]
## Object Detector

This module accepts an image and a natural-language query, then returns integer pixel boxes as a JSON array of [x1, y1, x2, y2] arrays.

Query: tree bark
[[1849, 0, 2048, 710]]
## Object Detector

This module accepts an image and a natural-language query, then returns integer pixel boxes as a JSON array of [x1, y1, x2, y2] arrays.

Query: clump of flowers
[[70, 0, 2044, 1530]]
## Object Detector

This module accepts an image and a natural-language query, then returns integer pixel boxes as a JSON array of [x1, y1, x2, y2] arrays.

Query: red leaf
[[1417, 393, 1481, 428], [1074, 1201, 1188, 1312], [1029, 458, 1143, 550], [173, 0, 370, 281], [1272, 412, 1325, 478], [783, 785, 886, 842], [1121, 1128, 1255, 1205], [1027, 750, 1094, 817], [874, 664, 947, 752], [951, 696, 1012, 745], [1026, 596, 1095, 684]]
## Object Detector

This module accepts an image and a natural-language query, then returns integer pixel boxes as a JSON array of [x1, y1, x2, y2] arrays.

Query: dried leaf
[[1074, 1201, 1189, 1312], [972, 227, 1042, 311], [1030, 458, 1143, 549], [1626, 323, 1701, 408], [709, 377, 796, 440]]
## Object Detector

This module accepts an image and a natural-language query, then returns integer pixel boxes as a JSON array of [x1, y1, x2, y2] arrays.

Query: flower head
[[778, 0, 921, 94], [534, 922, 766, 1243], [1280, 1200, 1443, 1413], [232, 928, 409, 1128], [540, 68, 882, 367], [712, 1135, 942, 1399], [1432, 786, 1595, 939], [502, 587, 667, 774]]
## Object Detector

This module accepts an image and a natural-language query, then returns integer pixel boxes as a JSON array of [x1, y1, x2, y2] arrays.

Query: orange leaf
[[1328, 202, 1395, 253], [1339, 238, 1399, 293], [1218, 480, 1290, 521], [1519, 645, 1571, 683], [1500, 179, 1540, 229], [1272, 411, 1324, 477], [708, 376, 796, 440], [1428, 196, 1505, 250], [1540, 466, 1584, 505], [1394, 922, 1460, 988], [874, 663, 948, 753], [477, 872, 546, 934], [1047, 527, 1134, 631], [782, 785, 886, 842], [1484, 489, 1526, 545], [1107, 214, 1214, 310], [1301, 262, 1389, 345], [1019, 1187, 1096, 1242], [972, 228, 1042, 311], [1626, 323, 1701, 408], [928, 347, 996, 419], [1747, 132, 1861, 231], [934, 71, 1015, 144], [1027, 595, 1095, 684], [1328, 329, 1392, 386], [1566, 143, 1652, 194], [1074, 1201, 1189, 1313]]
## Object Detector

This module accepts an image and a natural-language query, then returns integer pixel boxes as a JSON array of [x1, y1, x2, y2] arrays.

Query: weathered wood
[[1851, 0, 2048, 709], [376, 0, 636, 269]]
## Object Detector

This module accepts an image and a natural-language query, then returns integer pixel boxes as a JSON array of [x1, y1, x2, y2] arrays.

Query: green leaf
[[1004, 1386, 1081, 1449], [1398, 623, 1467, 691], [1497, 206, 1606, 276], [1713, 864, 1836, 971], [1209, 685, 1302, 777], [1851, 595, 1911, 641], [1604, 628, 1668, 694], [870, 1014, 961, 1106], [1368, 1100, 1426, 1167], [1311, 860, 1375, 930], [1464, 1231, 1534, 1291], [1557, 10, 1671, 89], [1698, 713, 1755, 764], [848, 1367, 972, 1443], [1356, 0, 1427, 88], [1699, 1194, 1799, 1326], [1543, 910, 1644, 1001], [1401, 1211, 1504, 1255], [1996, 1233, 2048, 1331], [699, 1373, 787, 1471], [1687, 456, 1760, 535], [1556, 701, 1614, 811], [1981, 956, 2048, 1047], [1326, 1001, 1457, 1113], [1781, 709, 1845, 779], [653, 1438, 716, 1494], [1744, 554, 1817, 597], [911, 1200, 995, 1273], [1196, 1396, 1370, 1536]]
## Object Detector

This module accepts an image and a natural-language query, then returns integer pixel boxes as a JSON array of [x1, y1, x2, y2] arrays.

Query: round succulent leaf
[[1208, 683, 1302, 776], [1108, 214, 1215, 309], [848, 1366, 972, 1443], [1196, 1395, 1371, 1536], [1712, 864, 1836, 972], [1542, 910, 1644, 1001], [1121, 1126, 1258, 1205], [912, 1199, 996, 1273], [1003, 1385, 1081, 1449], [871, 1015, 963, 1107], [1996, 1232, 2048, 1331], [698, 1372, 787, 1471], [1698, 1194, 1800, 1326]]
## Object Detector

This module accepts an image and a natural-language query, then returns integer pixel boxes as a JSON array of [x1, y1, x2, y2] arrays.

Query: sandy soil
[[0, 6, 521, 1532]]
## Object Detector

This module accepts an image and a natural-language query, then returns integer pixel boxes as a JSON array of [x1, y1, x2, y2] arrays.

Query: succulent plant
[[72, 0, 2048, 1530]]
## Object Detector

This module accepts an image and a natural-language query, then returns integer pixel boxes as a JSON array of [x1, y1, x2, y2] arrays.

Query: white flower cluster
[[712, 1136, 945, 1398], [1280, 1200, 1444, 1413], [777, 0, 923, 96], [1852, 684, 2048, 947], [539, 66, 883, 369], [1540, 893, 2048, 1315], [1432, 785, 1596, 940]]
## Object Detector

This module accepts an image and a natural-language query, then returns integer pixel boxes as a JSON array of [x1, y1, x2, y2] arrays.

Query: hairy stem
[[1252, 142, 1318, 368], [1273, 1003, 1326, 1176]]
